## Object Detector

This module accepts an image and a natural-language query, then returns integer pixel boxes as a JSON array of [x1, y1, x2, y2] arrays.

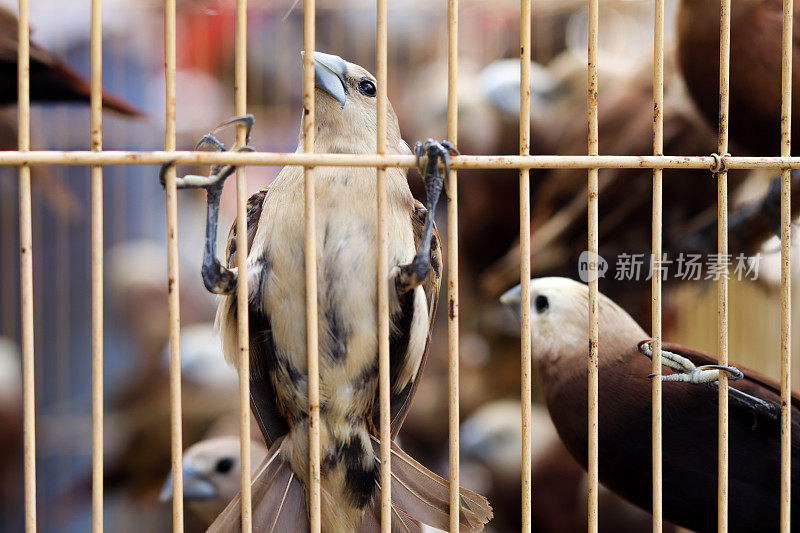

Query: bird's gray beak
[[304, 51, 348, 108], [499, 284, 522, 307], [159, 464, 217, 503]]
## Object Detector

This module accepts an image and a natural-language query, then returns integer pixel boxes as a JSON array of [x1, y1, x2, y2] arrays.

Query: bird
[[500, 276, 799, 533], [0, 6, 142, 115], [164, 52, 492, 532], [160, 437, 269, 527], [677, 0, 799, 157], [459, 401, 678, 533]]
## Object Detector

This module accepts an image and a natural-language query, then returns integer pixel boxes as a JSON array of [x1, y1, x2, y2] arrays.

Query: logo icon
[[578, 251, 608, 282]]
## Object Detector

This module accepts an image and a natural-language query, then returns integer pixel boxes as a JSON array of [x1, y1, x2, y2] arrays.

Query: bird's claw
[[638, 339, 743, 384], [396, 139, 457, 294], [158, 114, 256, 192], [414, 138, 459, 178]]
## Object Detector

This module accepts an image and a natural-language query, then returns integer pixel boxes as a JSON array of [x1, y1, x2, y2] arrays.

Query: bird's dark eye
[[534, 295, 549, 313], [215, 457, 234, 474], [358, 78, 376, 97]]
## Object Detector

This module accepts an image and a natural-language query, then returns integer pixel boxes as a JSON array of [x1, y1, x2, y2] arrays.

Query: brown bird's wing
[[372, 200, 442, 439], [225, 186, 290, 447], [660, 341, 800, 407]]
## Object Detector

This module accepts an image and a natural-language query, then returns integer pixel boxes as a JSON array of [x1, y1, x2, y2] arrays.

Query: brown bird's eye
[[216, 457, 234, 474], [358, 78, 376, 97], [534, 295, 549, 313]]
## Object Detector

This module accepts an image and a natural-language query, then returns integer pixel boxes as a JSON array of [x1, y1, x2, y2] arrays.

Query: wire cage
[[1, 0, 796, 531]]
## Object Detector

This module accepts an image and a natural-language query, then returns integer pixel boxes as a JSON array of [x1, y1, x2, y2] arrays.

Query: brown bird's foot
[[396, 139, 458, 294], [638, 340, 744, 384], [158, 114, 256, 295], [639, 340, 780, 422]]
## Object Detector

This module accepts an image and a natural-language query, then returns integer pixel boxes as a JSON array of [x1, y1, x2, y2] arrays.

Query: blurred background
[[0, 0, 796, 531]]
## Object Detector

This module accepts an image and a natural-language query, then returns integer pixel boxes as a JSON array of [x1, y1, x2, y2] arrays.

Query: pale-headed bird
[[160, 437, 269, 527], [164, 52, 491, 532], [501, 277, 800, 532]]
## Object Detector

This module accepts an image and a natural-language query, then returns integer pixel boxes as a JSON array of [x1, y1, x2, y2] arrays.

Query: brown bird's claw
[[398, 139, 457, 294], [638, 340, 743, 384]]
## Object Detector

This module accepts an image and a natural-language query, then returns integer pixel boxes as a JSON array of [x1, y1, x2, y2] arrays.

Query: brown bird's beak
[[304, 51, 348, 108]]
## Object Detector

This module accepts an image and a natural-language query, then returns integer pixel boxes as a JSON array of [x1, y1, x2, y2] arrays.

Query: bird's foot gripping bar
[[158, 114, 256, 192], [396, 139, 458, 294], [638, 339, 779, 421], [158, 114, 256, 295], [638, 339, 743, 384]]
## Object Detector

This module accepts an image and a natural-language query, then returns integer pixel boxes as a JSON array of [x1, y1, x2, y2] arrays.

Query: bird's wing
[[661, 341, 800, 407], [225, 186, 290, 447], [373, 200, 442, 438]]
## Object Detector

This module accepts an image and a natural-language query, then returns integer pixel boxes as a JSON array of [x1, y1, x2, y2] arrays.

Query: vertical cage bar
[[375, 0, 392, 530], [446, 1, 460, 531], [302, 2, 321, 532], [519, 0, 532, 531], [586, 0, 600, 529], [779, 0, 793, 527], [233, 0, 252, 530], [716, 0, 731, 528], [89, 0, 104, 530], [163, 0, 184, 529], [17, 0, 35, 530], [651, 0, 664, 529]]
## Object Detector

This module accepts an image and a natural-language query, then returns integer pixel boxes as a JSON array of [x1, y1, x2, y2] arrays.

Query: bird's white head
[[160, 436, 268, 524], [500, 277, 647, 371], [303, 51, 407, 155]]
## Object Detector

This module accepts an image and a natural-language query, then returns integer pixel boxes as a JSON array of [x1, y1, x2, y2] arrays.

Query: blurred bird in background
[[459, 400, 672, 533], [677, 0, 799, 156], [501, 277, 799, 532], [0, 6, 143, 115], [166, 52, 491, 532], [0, 337, 22, 524], [160, 437, 269, 529]]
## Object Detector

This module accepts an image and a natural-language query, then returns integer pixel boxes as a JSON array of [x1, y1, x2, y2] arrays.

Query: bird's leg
[[395, 139, 458, 295], [638, 340, 743, 384], [158, 114, 255, 294]]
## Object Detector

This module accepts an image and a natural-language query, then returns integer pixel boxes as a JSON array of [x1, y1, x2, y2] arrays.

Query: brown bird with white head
[[163, 52, 492, 532], [502, 277, 799, 532]]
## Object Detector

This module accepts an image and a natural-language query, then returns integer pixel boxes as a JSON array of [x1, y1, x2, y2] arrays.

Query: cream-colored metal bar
[[89, 0, 104, 530], [233, 0, 252, 530], [586, 0, 600, 528], [447, 1, 461, 531], [375, 0, 392, 530], [651, 0, 664, 529], [5, 151, 800, 169], [163, 0, 184, 530], [17, 0, 35, 530], [519, 0, 533, 531], [717, 0, 731, 528], [303, 2, 322, 532], [779, 0, 793, 528]]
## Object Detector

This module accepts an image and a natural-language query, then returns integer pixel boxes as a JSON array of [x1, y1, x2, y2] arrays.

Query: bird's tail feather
[[207, 436, 309, 533], [361, 436, 493, 533], [207, 436, 492, 532]]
